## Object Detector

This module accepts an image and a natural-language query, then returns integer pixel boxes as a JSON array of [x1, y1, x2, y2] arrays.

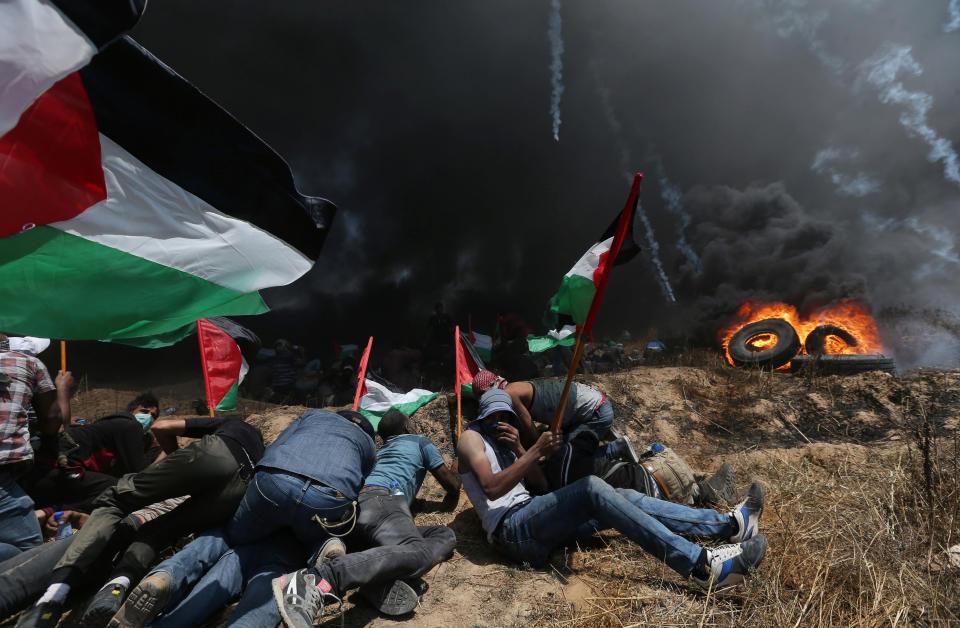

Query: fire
[[720, 300, 884, 367]]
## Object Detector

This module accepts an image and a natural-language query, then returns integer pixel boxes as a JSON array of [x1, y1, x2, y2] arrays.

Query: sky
[[129, 0, 960, 369]]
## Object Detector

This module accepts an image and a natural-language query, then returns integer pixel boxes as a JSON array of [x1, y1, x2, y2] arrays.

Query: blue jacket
[[258, 409, 375, 500]]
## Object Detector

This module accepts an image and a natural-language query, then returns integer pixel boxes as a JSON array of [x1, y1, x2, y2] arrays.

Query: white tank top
[[460, 434, 531, 542]]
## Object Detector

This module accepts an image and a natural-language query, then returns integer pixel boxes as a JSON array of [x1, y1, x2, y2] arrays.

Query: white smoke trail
[[635, 201, 677, 302], [861, 44, 960, 188], [548, 0, 564, 142], [861, 210, 960, 279], [653, 158, 703, 274], [591, 64, 676, 302], [946, 0, 960, 32], [811, 147, 881, 197]]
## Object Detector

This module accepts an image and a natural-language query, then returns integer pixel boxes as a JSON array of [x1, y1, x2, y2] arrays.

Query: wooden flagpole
[[455, 325, 462, 440], [60, 341, 66, 373], [549, 333, 586, 433]]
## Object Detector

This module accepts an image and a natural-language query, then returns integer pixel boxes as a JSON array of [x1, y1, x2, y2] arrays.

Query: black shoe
[[358, 579, 420, 616], [81, 584, 127, 627], [16, 602, 63, 628], [107, 571, 173, 628], [697, 463, 738, 506]]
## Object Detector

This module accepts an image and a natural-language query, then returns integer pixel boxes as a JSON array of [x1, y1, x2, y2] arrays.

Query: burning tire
[[789, 354, 896, 375], [727, 318, 801, 370], [804, 324, 858, 354]]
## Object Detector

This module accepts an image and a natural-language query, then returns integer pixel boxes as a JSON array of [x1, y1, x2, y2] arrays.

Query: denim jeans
[[566, 399, 615, 444], [143, 467, 351, 625], [496, 476, 733, 575], [315, 486, 456, 596], [0, 469, 42, 562], [151, 531, 304, 628]]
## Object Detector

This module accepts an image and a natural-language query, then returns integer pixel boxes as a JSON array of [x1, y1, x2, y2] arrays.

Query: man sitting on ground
[[272, 408, 461, 627], [19, 414, 264, 628], [458, 390, 767, 591]]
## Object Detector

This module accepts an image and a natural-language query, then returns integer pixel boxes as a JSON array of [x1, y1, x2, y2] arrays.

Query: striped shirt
[[0, 340, 55, 466]]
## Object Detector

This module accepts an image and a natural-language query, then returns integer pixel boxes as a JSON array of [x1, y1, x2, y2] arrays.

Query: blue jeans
[[144, 467, 351, 625], [565, 399, 615, 444], [151, 531, 304, 628], [0, 469, 42, 562], [496, 476, 733, 575]]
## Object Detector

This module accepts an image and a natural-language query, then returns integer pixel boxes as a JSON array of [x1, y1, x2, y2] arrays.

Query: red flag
[[196, 319, 244, 412], [455, 327, 486, 399], [352, 336, 373, 411]]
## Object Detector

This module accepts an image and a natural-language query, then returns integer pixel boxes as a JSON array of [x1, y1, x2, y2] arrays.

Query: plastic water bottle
[[389, 481, 404, 497], [53, 511, 72, 539]]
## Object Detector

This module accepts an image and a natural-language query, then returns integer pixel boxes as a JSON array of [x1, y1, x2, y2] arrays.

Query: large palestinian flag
[[528, 173, 643, 351], [0, 34, 336, 341]]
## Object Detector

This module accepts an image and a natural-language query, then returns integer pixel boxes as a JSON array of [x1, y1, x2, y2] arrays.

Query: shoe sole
[[106, 577, 171, 628], [272, 576, 296, 628], [80, 596, 125, 628], [360, 579, 419, 616], [709, 463, 738, 506]]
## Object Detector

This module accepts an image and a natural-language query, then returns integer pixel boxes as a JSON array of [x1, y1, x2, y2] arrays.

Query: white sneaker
[[729, 481, 763, 543], [693, 535, 767, 590]]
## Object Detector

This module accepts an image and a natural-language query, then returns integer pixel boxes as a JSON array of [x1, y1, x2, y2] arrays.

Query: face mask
[[134, 413, 154, 432]]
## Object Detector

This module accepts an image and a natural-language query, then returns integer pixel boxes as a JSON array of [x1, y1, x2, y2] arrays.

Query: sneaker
[[80, 583, 127, 628], [107, 571, 173, 628], [273, 569, 334, 628], [15, 602, 63, 628], [729, 481, 763, 543], [313, 537, 346, 568], [358, 578, 420, 616], [693, 535, 767, 591], [697, 463, 738, 507]]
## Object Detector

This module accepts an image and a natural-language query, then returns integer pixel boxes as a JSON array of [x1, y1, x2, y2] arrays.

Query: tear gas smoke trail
[[810, 147, 881, 197], [636, 202, 678, 302], [946, 0, 960, 32], [591, 66, 677, 302], [861, 211, 960, 279], [654, 158, 703, 274], [548, 0, 564, 142], [862, 45, 960, 188]]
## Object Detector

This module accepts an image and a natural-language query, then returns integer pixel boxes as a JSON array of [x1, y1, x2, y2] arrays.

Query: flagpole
[[549, 333, 586, 433], [60, 341, 66, 373], [352, 336, 373, 412], [454, 325, 462, 440]]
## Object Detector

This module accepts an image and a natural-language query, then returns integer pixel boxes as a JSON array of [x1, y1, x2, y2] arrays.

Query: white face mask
[[134, 413, 154, 432]]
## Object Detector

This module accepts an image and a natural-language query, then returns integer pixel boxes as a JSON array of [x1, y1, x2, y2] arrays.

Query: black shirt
[[183, 417, 264, 470], [64, 414, 154, 475]]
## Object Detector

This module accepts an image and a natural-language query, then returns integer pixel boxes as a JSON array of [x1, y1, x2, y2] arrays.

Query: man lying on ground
[[105, 408, 377, 628], [458, 390, 767, 591], [18, 415, 264, 628], [272, 408, 461, 627], [471, 370, 633, 460]]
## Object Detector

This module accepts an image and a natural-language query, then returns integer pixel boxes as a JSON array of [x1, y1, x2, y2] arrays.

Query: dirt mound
[[23, 363, 960, 626]]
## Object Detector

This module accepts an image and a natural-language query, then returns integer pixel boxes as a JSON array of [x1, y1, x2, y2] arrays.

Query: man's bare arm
[[430, 459, 462, 495], [54, 371, 74, 430], [457, 429, 560, 501], [505, 386, 539, 448], [150, 419, 186, 454], [32, 390, 61, 435]]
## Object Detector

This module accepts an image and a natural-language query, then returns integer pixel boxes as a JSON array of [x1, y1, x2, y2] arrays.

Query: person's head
[[474, 389, 517, 427], [337, 409, 376, 442], [127, 392, 159, 431], [378, 409, 415, 440], [472, 370, 507, 396]]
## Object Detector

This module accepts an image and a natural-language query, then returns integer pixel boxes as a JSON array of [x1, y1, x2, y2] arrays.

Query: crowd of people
[[0, 330, 768, 627]]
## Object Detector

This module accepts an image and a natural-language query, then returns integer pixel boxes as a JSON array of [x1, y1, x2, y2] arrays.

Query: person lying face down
[[456, 389, 769, 592]]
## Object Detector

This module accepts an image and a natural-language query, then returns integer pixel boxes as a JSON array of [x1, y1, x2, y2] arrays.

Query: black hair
[[126, 392, 159, 413], [377, 409, 409, 440], [336, 409, 376, 441]]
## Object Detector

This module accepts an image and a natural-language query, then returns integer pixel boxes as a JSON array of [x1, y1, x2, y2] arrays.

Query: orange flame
[[719, 300, 884, 367]]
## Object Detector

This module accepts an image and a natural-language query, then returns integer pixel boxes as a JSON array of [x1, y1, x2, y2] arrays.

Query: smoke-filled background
[[127, 0, 960, 370]]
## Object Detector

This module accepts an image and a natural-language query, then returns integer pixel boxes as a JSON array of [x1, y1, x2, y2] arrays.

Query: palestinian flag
[[528, 173, 643, 352], [470, 331, 493, 363], [456, 329, 487, 399], [357, 377, 438, 430], [197, 318, 251, 412], [0, 0, 144, 137], [0, 36, 336, 342]]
